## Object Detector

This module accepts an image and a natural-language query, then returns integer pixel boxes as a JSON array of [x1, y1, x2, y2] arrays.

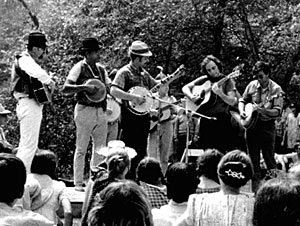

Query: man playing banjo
[[62, 37, 111, 191], [110, 40, 161, 179]]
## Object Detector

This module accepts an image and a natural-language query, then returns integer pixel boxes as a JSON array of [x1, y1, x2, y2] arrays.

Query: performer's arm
[[62, 63, 97, 94]]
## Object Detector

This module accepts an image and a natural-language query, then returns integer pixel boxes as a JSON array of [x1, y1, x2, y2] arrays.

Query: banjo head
[[84, 79, 107, 103], [106, 97, 121, 122], [127, 86, 153, 115]]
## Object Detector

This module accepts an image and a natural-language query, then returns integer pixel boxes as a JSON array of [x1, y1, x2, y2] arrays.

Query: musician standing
[[238, 61, 283, 192], [110, 40, 160, 179], [10, 31, 56, 172], [182, 55, 237, 154], [147, 75, 177, 174], [62, 38, 110, 191]]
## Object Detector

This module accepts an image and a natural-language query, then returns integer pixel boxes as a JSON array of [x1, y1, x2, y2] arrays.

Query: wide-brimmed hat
[[129, 40, 152, 57], [28, 31, 47, 48], [0, 104, 11, 115], [97, 140, 137, 159], [79, 38, 100, 52]]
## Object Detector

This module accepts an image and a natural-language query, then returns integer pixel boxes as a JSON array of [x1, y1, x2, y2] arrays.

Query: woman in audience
[[136, 157, 168, 209], [26, 150, 73, 226], [81, 146, 131, 226], [152, 162, 198, 226], [196, 148, 223, 193], [175, 150, 254, 226], [253, 175, 300, 226], [87, 180, 153, 226]]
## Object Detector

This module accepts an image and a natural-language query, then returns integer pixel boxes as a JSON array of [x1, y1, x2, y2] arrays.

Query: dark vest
[[76, 61, 107, 110], [11, 54, 35, 98]]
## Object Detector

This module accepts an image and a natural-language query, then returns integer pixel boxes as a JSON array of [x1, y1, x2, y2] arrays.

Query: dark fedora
[[79, 38, 101, 52], [28, 31, 47, 48]]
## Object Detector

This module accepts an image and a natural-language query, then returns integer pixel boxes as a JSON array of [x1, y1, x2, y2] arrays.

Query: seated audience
[[81, 143, 131, 226], [174, 150, 255, 226], [152, 162, 198, 226], [87, 180, 153, 226], [196, 148, 223, 193], [0, 153, 54, 225], [136, 157, 169, 209], [253, 175, 300, 226], [24, 150, 73, 226], [0, 103, 13, 151]]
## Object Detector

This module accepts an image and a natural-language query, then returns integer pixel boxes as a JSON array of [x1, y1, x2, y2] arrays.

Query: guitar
[[30, 77, 53, 105], [186, 65, 243, 112], [149, 99, 181, 132], [126, 64, 185, 115], [238, 93, 283, 130]]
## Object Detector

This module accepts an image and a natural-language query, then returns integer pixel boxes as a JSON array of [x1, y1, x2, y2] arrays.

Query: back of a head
[[106, 148, 130, 178], [217, 150, 253, 188], [0, 153, 26, 203], [88, 180, 153, 226], [136, 157, 163, 184], [253, 176, 300, 226], [166, 162, 198, 203], [197, 148, 223, 183], [31, 149, 57, 179]]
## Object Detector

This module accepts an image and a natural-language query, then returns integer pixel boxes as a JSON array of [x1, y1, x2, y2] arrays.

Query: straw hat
[[97, 140, 137, 159], [129, 41, 152, 56]]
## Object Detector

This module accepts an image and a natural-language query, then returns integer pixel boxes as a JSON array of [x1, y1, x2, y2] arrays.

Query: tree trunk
[[17, 0, 39, 29]]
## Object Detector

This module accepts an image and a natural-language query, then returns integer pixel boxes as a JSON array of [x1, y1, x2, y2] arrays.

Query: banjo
[[84, 79, 107, 103], [106, 95, 121, 123], [126, 64, 185, 115]]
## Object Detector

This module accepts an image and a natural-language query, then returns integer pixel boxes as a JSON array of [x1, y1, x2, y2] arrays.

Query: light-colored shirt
[[152, 200, 187, 226], [174, 191, 254, 226], [67, 59, 110, 84], [0, 202, 54, 226]]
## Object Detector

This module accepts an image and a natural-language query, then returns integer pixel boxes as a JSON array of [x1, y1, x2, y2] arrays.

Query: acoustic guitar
[[30, 77, 53, 105], [149, 100, 181, 132], [231, 93, 283, 130], [186, 65, 243, 112]]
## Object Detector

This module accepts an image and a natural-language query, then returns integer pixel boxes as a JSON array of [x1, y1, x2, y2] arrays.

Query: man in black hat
[[62, 37, 111, 192], [238, 60, 283, 192], [11, 31, 55, 173], [110, 40, 161, 179]]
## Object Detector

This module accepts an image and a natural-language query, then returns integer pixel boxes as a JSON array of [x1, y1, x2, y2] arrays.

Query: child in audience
[[152, 162, 198, 226], [87, 180, 153, 226], [23, 150, 73, 226], [0, 153, 54, 225], [136, 157, 168, 209], [196, 148, 223, 193]]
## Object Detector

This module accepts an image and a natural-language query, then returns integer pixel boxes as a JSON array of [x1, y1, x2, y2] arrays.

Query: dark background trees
[[1, 0, 300, 177]]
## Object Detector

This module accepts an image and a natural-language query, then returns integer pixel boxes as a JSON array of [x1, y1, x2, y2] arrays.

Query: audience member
[[0, 153, 54, 225], [175, 150, 255, 226], [282, 103, 300, 153], [253, 175, 300, 226], [81, 142, 131, 226], [0, 103, 13, 151], [136, 157, 168, 209], [87, 180, 153, 226], [196, 148, 223, 193], [23, 150, 72, 226], [152, 162, 198, 226]]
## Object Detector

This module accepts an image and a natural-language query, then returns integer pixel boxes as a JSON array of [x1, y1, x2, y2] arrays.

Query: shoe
[[74, 185, 85, 192]]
